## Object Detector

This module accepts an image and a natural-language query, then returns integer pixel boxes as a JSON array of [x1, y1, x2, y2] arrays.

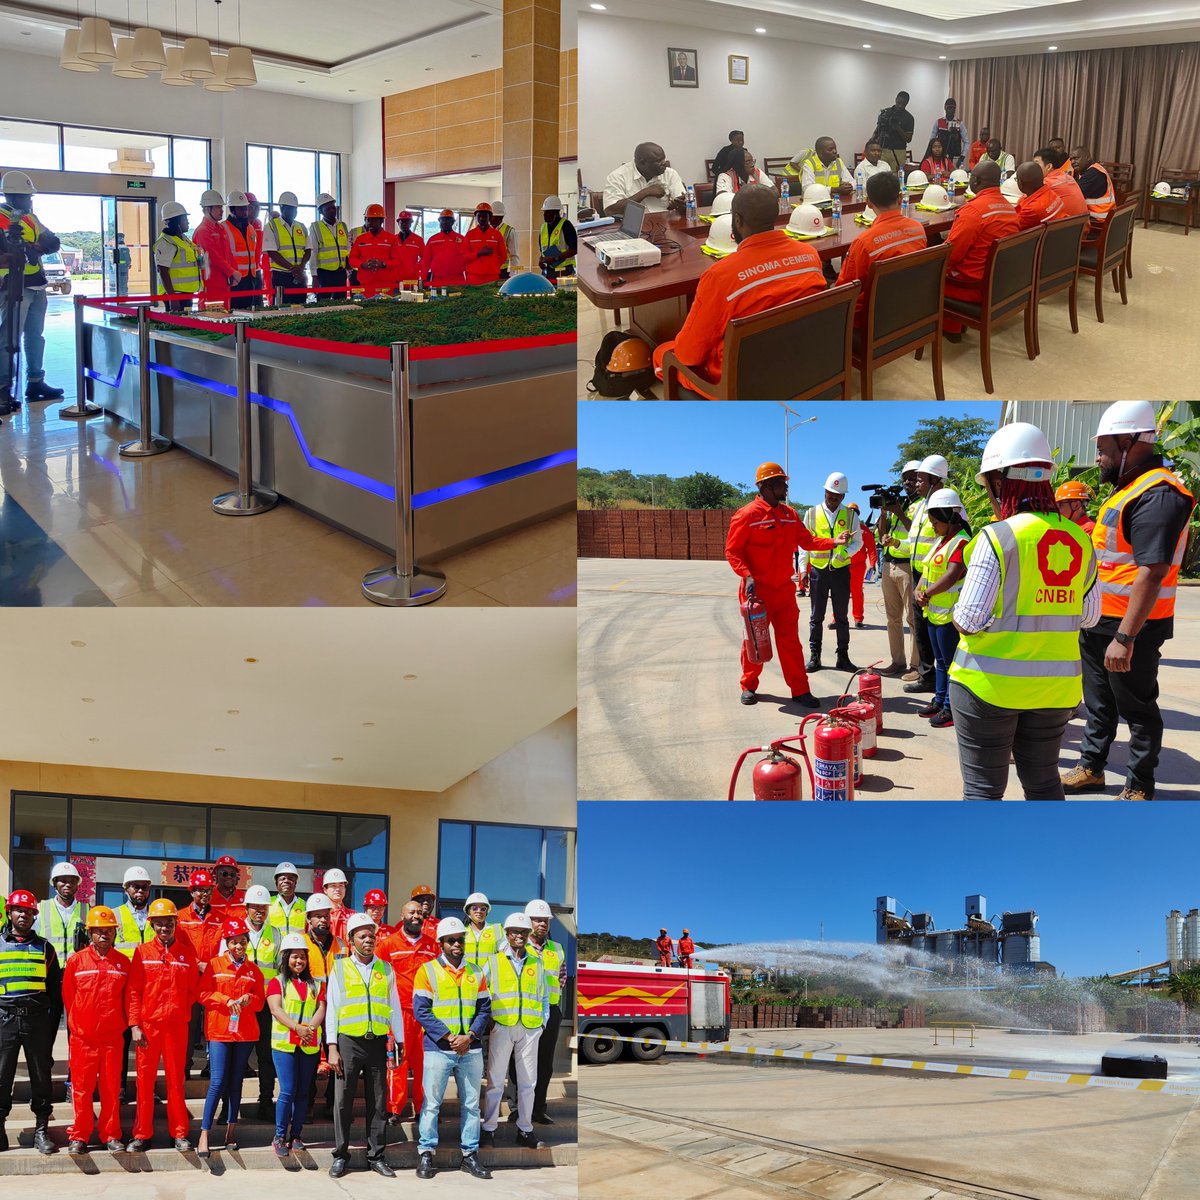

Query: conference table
[[576, 198, 967, 345]]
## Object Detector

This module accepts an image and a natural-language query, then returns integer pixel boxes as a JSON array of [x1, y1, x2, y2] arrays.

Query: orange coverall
[[725, 496, 838, 697], [835, 209, 928, 325], [652, 229, 827, 395], [394, 233, 425, 284], [209, 888, 246, 916], [850, 524, 879, 624], [655, 935, 674, 966], [1043, 168, 1088, 218], [424, 231, 468, 286], [198, 954, 265, 1041], [176, 905, 223, 969], [193, 214, 238, 306], [943, 187, 1021, 332], [128, 938, 199, 1139], [463, 224, 508, 285], [63, 944, 130, 1144], [327, 905, 357, 947], [377, 929, 439, 1115], [349, 230, 399, 297], [677, 937, 695, 968]]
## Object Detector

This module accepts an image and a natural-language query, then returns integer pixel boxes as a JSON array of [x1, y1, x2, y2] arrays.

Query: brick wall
[[576, 509, 733, 560], [729, 1004, 927, 1030]]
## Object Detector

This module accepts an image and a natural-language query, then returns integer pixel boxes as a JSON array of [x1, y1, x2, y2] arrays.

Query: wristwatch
[[1113, 631, 1136, 647]]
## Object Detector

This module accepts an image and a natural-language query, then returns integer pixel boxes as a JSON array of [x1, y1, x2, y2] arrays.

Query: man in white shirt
[[980, 137, 1016, 177], [603, 143, 687, 216], [804, 472, 864, 674], [854, 140, 893, 190], [326, 913, 404, 1178]]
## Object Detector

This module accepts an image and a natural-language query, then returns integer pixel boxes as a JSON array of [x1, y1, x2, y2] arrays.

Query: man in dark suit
[[673, 52, 696, 83]]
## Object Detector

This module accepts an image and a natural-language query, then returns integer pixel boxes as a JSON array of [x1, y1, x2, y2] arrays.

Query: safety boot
[[514, 1129, 544, 1150], [416, 1151, 436, 1178], [1061, 764, 1106, 793], [1117, 785, 1151, 801], [33, 1126, 56, 1155], [0, 1123, 9, 1152], [25, 380, 64, 401], [460, 1152, 491, 1178]]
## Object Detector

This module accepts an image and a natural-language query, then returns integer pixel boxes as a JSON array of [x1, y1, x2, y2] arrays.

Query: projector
[[597, 239, 662, 270]]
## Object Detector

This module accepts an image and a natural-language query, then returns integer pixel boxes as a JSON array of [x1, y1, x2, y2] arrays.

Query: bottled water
[[780, 180, 790, 213], [579, 185, 589, 211], [831, 192, 842, 229], [686, 184, 697, 220]]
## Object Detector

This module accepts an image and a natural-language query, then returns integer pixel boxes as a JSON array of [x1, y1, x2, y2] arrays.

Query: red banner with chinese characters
[[161, 861, 253, 889], [70, 855, 97, 905]]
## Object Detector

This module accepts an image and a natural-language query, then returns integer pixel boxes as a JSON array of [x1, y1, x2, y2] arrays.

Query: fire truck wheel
[[581, 1027, 623, 1064], [629, 1028, 665, 1062]]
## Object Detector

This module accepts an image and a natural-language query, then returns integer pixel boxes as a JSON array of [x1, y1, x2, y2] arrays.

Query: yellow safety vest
[[115, 904, 155, 958], [884, 508, 913, 559], [337, 957, 391, 1038], [788, 154, 842, 188], [0, 939, 48, 996], [268, 217, 308, 265], [949, 512, 1096, 710], [921, 530, 970, 626], [806, 505, 854, 570], [465, 921, 501, 968], [312, 220, 350, 271], [488, 950, 545, 1029], [272, 978, 321, 1054], [422, 958, 484, 1035], [268, 896, 306, 933], [906, 498, 939, 573], [0, 205, 47, 278], [247, 924, 279, 982], [539, 219, 574, 265], [529, 938, 564, 1006], [156, 233, 202, 293], [37, 899, 89, 963], [497, 221, 515, 266]]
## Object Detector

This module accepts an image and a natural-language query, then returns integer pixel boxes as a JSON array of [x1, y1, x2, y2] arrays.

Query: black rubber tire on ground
[[630, 1028, 665, 1061], [580, 1026, 624, 1065], [60, 282, 72, 295]]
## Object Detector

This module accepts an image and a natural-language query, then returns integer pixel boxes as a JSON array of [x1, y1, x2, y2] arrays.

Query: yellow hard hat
[[148, 898, 177, 918], [756, 462, 788, 484], [86, 906, 118, 929]]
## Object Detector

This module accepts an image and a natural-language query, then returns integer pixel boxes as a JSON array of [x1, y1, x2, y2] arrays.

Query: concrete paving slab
[[797, 1168, 894, 1198], [730, 1148, 812, 1177], [863, 1181, 945, 1200], [577, 559, 1200, 800]]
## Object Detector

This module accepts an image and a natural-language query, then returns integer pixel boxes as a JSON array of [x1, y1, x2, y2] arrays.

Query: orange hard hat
[[439, 208, 455, 218], [846, 502, 859, 512], [148, 898, 178, 918], [411, 885, 435, 899], [86, 906, 118, 929], [606, 337, 653, 375], [475, 202, 493, 213], [1055, 480, 1092, 502], [755, 462, 788, 485], [365, 203, 386, 219]]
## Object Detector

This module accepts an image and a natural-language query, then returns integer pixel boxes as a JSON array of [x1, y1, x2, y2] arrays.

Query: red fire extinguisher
[[857, 664, 884, 734], [728, 736, 814, 801], [740, 590, 773, 663], [802, 713, 855, 801]]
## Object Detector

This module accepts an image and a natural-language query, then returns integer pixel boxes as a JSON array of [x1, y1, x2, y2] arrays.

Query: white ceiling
[[0, 609, 576, 793], [583, 0, 1200, 59], [0, 0, 577, 102]]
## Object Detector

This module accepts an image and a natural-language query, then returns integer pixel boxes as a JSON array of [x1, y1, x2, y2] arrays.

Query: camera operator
[[874, 92, 915, 174], [873, 463, 921, 677], [1, 171, 65, 414]]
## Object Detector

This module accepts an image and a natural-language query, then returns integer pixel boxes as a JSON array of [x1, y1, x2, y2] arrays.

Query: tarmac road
[[577, 560, 1200, 801]]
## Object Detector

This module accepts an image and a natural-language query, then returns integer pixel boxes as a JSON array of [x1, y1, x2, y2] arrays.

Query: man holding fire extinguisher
[[726, 462, 851, 709]]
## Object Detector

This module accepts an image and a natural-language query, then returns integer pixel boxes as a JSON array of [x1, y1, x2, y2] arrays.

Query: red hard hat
[[214, 855, 239, 868], [398, 210, 414, 220], [364, 889, 388, 907], [190, 870, 214, 889], [223, 918, 249, 939], [245, 192, 258, 204], [7, 889, 37, 911]]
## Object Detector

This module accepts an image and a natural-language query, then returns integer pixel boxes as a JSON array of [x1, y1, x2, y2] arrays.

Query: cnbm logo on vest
[[1035, 529, 1084, 603]]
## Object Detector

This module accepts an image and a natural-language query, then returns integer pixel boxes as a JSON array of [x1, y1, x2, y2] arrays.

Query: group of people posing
[[0, 856, 566, 1180]]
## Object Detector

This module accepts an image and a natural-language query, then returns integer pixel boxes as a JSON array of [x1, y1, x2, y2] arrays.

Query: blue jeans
[[201, 1040, 254, 1130], [273, 1047, 319, 1141], [419, 1046, 483, 1154], [927, 619, 959, 709], [0, 285, 48, 386]]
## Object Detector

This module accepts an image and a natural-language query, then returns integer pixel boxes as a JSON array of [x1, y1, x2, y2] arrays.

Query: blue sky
[[578, 401, 1004, 505], [579, 802, 1196, 978]]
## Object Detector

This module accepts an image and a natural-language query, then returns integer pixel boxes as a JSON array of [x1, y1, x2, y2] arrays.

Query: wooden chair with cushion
[[694, 181, 715, 208], [851, 243, 951, 400], [1079, 199, 1138, 322], [1142, 168, 1199, 235], [943, 225, 1044, 395], [764, 156, 793, 178], [1101, 161, 1135, 204], [660, 282, 861, 400], [1031, 214, 1088, 356]]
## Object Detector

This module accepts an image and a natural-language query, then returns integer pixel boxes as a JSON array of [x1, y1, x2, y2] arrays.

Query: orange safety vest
[[1094, 466, 1194, 621], [1085, 162, 1116, 222], [224, 220, 261, 277]]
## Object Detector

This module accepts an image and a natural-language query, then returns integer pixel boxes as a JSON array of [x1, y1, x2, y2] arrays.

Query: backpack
[[586, 330, 658, 398]]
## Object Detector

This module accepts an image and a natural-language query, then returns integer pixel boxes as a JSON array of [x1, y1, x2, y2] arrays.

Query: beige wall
[[0, 712, 576, 901]]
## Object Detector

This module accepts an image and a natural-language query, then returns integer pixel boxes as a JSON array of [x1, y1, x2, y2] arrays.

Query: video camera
[[862, 482, 907, 509]]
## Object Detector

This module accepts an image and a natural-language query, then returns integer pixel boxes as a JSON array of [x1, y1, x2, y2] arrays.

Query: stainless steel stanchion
[[362, 340, 446, 606], [119, 303, 170, 458], [59, 294, 102, 420], [212, 318, 278, 516]]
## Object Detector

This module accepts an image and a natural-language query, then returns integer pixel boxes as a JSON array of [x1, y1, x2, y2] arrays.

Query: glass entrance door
[[101, 195, 155, 296]]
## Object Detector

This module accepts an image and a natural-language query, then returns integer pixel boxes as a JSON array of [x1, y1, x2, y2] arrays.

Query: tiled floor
[[576, 223, 1200, 400], [0, 294, 576, 607]]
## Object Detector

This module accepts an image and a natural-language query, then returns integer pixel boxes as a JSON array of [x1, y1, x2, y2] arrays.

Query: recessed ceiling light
[[470, 53, 481, 58], [755, 27, 766, 34], [590, 3, 607, 9], [862, 43, 871, 49], [296, 80, 305, 84], [939, 55, 947, 60], [1048, 45, 1058, 50], [425, 67, 433, 71], [20, 30, 31, 36]]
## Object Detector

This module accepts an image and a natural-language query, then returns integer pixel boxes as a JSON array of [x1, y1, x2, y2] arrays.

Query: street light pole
[[779, 401, 817, 480]]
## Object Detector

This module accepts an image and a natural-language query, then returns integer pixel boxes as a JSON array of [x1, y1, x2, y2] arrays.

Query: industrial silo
[[1002, 935, 1038, 967], [935, 932, 957, 958], [1185, 909, 1200, 963], [1167, 910, 1184, 968]]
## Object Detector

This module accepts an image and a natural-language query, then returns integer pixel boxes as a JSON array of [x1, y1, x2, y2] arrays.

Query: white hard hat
[[316, 192, 337, 207], [464, 892, 491, 911], [1151, 180, 1172, 198], [705, 213, 737, 254], [305, 893, 333, 913], [504, 912, 533, 931], [787, 203, 827, 236], [709, 190, 733, 217], [802, 183, 831, 207], [858, 205, 876, 225], [51, 861, 81, 881], [541, 195, 563, 211], [976, 422, 1054, 484], [902, 460, 922, 475], [1000, 176, 1022, 205], [525, 900, 553, 919], [346, 912, 376, 936], [1094, 400, 1158, 441], [1, 170, 36, 195], [920, 184, 952, 210], [917, 454, 949, 480], [926, 487, 965, 514], [161, 200, 188, 222], [278, 191, 299, 207], [491, 201, 505, 216], [949, 169, 970, 185], [200, 189, 224, 208], [123, 866, 152, 885], [322, 868, 348, 886], [244, 885, 271, 906], [824, 471, 849, 494], [437, 916, 467, 939], [906, 169, 929, 189], [279, 932, 309, 953], [274, 862, 299, 878], [226, 189, 250, 207]]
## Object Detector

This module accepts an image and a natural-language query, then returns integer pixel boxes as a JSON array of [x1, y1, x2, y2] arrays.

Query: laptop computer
[[583, 201, 646, 247]]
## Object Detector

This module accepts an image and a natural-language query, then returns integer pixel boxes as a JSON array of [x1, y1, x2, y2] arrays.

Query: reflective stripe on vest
[[488, 951, 544, 1029], [156, 234, 202, 292], [0, 942, 48, 995], [1086, 163, 1116, 221], [907, 499, 938, 571], [497, 222, 514, 263], [38, 899, 88, 962], [224, 220, 261, 275], [792, 154, 841, 188], [268, 896, 306, 933], [949, 513, 1096, 710], [422, 959, 483, 1035], [465, 921, 500, 968], [249, 925, 279, 981], [921, 530, 970, 625], [313, 220, 350, 271], [885, 509, 913, 559], [0, 207, 45, 278], [115, 905, 155, 958], [272, 979, 320, 1053], [269, 217, 307, 264], [1094, 467, 1193, 621], [539, 219, 574, 262], [807, 505, 853, 570], [530, 939, 564, 1006], [337, 957, 391, 1037]]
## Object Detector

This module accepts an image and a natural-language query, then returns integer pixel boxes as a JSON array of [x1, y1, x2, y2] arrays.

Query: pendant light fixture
[[112, 0, 148, 78], [224, 0, 256, 86], [77, 2, 117, 64], [180, 0, 214, 79], [131, 0, 167, 71], [60, 27, 100, 72], [161, 45, 194, 86], [204, 3, 235, 91]]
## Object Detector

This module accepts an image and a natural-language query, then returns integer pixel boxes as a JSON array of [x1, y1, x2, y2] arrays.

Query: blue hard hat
[[498, 271, 556, 298]]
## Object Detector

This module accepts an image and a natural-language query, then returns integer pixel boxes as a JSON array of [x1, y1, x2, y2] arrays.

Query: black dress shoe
[[532, 1112, 555, 1125], [0, 1124, 9, 1152], [329, 1156, 349, 1178], [33, 1128, 56, 1155], [479, 1131, 495, 1148], [943, 329, 963, 343], [173, 1137, 192, 1152], [106, 1140, 126, 1153], [514, 1129, 545, 1150], [386, 1111, 401, 1126], [68, 1139, 88, 1155], [835, 658, 858, 673], [805, 655, 822, 672], [854, 621, 866, 630], [461, 1152, 492, 1179], [903, 678, 936, 694], [790, 692, 821, 709], [25, 381, 65, 401], [740, 689, 757, 705], [369, 1158, 397, 1177], [416, 1151, 436, 1179], [127, 1138, 151, 1152]]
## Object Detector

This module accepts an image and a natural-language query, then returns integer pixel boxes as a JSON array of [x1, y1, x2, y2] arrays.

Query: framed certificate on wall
[[729, 54, 749, 84]]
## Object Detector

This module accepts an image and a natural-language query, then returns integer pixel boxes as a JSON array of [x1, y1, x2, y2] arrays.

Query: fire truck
[[578, 960, 731, 1063]]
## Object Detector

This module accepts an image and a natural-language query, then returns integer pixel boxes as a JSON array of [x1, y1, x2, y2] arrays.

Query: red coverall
[[835, 209, 928, 326], [198, 953, 265, 1039], [349, 230, 400, 297], [942, 187, 1020, 333], [725, 496, 838, 697], [677, 937, 695, 968], [850, 524, 878, 624], [463, 224, 508, 285], [394, 232, 425, 284], [377, 929, 439, 1115], [193, 214, 238, 307], [1042, 168, 1088, 218], [63, 944, 130, 1144], [424, 231, 468, 286], [656, 935, 674, 966], [128, 938, 199, 1140], [176, 904, 223, 968], [328, 904, 357, 947], [209, 888, 246, 917]]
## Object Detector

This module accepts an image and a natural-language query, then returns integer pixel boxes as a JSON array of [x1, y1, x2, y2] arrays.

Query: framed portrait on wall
[[729, 54, 749, 84], [668, 47, 699, 88]]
